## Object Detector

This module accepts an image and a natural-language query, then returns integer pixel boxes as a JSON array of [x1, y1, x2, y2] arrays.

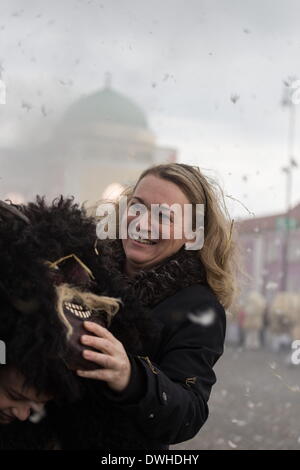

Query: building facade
[[236, 202, 300, 302], [0, 83, 177, 205]]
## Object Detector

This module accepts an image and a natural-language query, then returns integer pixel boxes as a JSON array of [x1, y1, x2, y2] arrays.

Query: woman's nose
[[139, 212, 150, 231], [128, 210, 150, 233], [11, 406, 31, 421]]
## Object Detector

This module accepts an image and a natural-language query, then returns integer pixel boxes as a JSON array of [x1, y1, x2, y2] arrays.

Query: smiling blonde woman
[[76, 163, 241, 450]]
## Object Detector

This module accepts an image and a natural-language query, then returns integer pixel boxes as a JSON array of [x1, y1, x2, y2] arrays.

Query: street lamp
[[281, 78, 299, 291]]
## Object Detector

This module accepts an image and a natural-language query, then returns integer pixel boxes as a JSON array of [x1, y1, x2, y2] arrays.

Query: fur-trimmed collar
[[98, 239, 207, 309]]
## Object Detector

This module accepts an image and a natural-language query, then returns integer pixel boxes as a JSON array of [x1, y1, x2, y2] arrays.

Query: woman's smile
[[127, 237, 158, 248]]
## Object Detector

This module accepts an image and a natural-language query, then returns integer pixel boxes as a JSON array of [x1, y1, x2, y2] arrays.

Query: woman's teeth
[[133, 238, 157, 245]]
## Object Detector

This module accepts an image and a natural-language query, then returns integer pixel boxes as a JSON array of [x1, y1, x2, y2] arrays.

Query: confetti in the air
[[187, 308, 216, 326], [230, 93, 240, 104]]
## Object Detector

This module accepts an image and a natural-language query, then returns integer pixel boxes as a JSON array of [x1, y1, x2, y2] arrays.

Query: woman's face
[[0, 366, 51, 425], [122, 174, 193, 272]]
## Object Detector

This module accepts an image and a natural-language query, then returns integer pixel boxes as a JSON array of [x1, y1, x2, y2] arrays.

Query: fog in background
[[0, 0, 299, 217]]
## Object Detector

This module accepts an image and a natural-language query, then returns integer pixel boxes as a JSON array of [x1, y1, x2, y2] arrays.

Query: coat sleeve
[[93, 284, 226, 445]]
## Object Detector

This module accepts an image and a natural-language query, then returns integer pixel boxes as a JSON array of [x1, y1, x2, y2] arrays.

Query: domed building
[[0, 80, 177, 205], [55, 80, 177, 204]]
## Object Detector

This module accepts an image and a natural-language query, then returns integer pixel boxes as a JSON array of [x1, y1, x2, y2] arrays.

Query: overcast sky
[[1, 0, 300, 219]]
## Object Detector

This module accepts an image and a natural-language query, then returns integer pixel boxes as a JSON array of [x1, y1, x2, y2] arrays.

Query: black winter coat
[[97, 283, 226, 450]]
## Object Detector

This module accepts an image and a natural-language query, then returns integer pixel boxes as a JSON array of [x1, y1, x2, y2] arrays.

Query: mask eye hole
[[48, 254, 95, 281]]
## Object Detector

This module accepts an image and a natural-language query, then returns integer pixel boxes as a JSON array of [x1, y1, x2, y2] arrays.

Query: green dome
[[62, 87, 148, 129]]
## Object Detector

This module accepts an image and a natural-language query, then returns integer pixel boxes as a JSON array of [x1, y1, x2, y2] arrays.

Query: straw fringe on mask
[[55, 283, 121, 339]]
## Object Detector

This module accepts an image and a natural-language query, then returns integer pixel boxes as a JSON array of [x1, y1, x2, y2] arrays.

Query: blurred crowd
[[226, 291, 300, 357]]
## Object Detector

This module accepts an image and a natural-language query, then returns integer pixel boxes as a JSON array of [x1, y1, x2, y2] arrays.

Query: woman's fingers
[[81, 335, 115, 355], [77, 321, 132, 392], [82, 349, 118, 369], [83, 321, 119, 343], [77, 367, 115, 382]]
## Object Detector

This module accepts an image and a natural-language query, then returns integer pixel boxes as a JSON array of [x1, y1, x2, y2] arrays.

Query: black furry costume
[[0, 197, 226, 450], [0, 197, 162, 448]]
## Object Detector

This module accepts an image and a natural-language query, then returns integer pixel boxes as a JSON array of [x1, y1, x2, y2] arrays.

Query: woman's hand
[[76, 321, 131, 393]]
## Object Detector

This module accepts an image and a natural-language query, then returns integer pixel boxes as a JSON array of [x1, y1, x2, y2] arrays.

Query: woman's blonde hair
[[118, 163, 243, 310]]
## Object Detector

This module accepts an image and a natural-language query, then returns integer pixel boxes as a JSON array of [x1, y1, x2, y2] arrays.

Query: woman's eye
[[8, 393, 18, 400], [159, 212, 172, 223], [129, 202, 145, 213], [6, 390, 22, 401]]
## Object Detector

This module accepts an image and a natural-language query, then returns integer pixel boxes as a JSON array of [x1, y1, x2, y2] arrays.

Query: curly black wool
[[0, 196, 163, 400]]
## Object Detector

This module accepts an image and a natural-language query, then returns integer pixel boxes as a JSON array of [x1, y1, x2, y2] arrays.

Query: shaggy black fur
[[0, 196, 163, 401]]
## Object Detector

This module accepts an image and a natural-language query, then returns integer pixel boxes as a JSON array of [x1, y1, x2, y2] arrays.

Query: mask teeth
[[64, 301, 92, 319]]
